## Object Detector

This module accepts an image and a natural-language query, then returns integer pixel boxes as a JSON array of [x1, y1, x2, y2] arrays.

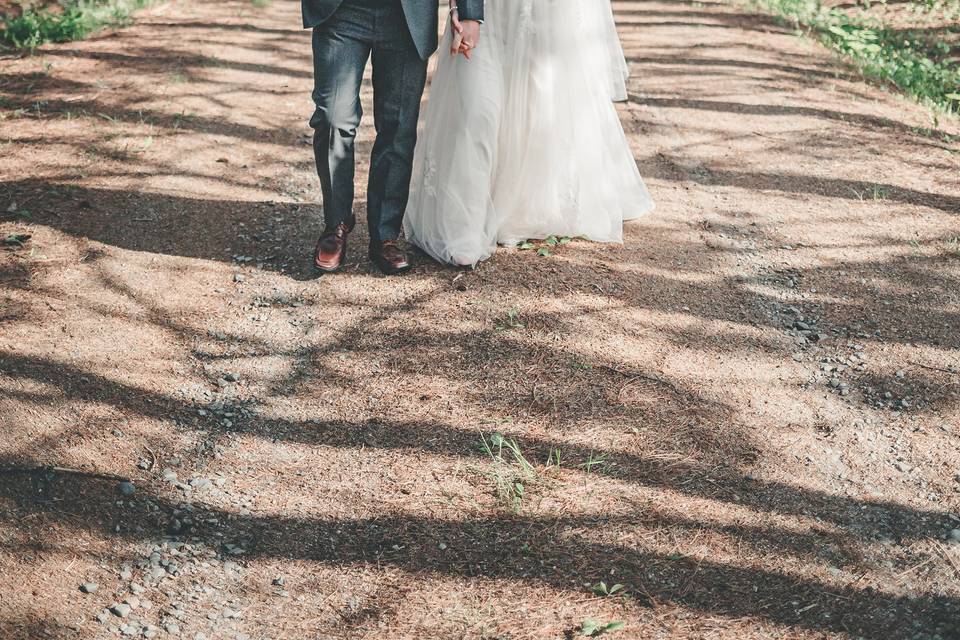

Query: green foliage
[[517, 235, 574, 257], [580, 619, 625, 637], [748, 0, 960, 116], [495, 308, 524, 330], [2, 0, 160, 50], [590, 581, 626, 597], [480, 432, 538, 513]]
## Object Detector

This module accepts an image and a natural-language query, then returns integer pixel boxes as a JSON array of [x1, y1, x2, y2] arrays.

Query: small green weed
[[591, 581, 626, 597], [580, 620, 625, 637], [579, 451, 609, 473], [495, 308, 524, 330], [480, 432, 538, 513]]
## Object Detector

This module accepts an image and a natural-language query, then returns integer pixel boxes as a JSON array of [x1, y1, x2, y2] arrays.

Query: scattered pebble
[[118, 481, 136, 496], [80, 582, 99, 594], [110, 603, 132, 618]]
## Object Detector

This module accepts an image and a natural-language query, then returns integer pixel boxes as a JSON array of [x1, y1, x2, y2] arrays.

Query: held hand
[[449, 1, 463, 56], [455, 19, 481, 60]]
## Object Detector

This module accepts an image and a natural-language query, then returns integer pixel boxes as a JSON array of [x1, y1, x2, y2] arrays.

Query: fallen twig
[[909, 361, 958, 376], [935, 541, 960, 579], [0, 465, 129, 482]]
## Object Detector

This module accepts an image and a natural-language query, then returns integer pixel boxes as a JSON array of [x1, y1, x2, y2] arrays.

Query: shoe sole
[[314, 248, 347, 274], [369, 253, 412, 275]]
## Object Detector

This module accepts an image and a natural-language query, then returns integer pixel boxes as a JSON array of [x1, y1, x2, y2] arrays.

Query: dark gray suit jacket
[[302, 0, 484, 60]]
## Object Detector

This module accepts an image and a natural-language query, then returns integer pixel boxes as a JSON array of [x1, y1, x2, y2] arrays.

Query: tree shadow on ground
[[0, 458, 957, 639]]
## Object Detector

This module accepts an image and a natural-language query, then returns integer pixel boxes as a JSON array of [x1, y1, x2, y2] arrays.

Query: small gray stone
[[130, 582, 145, 595], [948, 529, 960, 543], [118, 481, 136, 496], [224, 372, 239, 382], [165, 622, 181, 636], [233, 274, 245, 283], [110, 603, 132, 618], [80, 582, 99, 594], [894, 461, 912, 473], [96, 610, 111, 624]]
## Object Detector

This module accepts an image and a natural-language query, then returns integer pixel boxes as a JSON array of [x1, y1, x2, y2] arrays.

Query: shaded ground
[[1, 0, 960, 638]]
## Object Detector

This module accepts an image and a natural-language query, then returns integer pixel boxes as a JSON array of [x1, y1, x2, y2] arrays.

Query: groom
[[303, 0, 483, 275]]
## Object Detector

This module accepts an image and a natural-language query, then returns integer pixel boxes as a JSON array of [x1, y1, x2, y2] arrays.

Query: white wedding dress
[[404, 0, 655, 266]]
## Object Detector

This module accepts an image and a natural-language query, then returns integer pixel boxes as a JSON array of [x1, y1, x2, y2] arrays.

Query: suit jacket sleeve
[[457, 0, 484, 22]]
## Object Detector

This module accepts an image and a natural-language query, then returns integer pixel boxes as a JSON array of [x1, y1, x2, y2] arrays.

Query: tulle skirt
[[404, 0, 655, 266]]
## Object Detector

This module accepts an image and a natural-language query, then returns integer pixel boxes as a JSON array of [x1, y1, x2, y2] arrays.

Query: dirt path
[[2, 0, 960, 638]]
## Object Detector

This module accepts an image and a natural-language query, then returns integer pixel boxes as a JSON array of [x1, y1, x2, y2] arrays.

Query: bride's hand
[[456, 20, 480, 60]]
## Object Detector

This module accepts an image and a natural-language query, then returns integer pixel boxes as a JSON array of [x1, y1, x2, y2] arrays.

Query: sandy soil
[[1, 0, 959, 638]]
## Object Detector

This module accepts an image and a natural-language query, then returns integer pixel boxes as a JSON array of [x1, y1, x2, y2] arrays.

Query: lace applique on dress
[[519, 0, 535, 35], [423, 156, 438, 198]]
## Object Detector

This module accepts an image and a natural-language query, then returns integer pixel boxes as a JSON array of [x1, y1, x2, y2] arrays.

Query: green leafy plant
[[580, 620, 625, 637], [495, 308, 524, 330], [591, 581, 626, 597], [746, 0, 960, 116], [2, 0, 161, 50], [517, 236, 573, 256]]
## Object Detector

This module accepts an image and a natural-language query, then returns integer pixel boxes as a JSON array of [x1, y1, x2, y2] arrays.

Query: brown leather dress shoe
[[369, 239, 411, 275], [313, 219, 355, 273]]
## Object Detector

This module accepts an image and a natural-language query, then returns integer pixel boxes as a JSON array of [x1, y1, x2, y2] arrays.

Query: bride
[[403, 0, 655, 266]]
